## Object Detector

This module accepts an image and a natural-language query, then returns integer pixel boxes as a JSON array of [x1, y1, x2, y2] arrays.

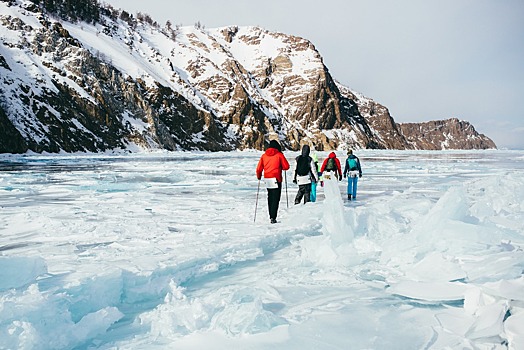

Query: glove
[[343, 174, 346, 178], [320, 181, 324, 187], [359, 174, 362, 178], [292, 179, 297, 184], [339, 175, 342, 181], [257, 176, 261, 180]]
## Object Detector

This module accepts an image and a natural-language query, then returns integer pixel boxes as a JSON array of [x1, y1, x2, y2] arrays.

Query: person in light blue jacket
[[343, 149, 362, 200]]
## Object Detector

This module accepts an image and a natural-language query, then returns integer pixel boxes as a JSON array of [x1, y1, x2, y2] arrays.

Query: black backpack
[[296, 156, 312, 176]]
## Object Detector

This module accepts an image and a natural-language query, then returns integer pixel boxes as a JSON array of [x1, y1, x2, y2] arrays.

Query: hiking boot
[[348, 194, 352, 200], [270, 218, 277, 224]]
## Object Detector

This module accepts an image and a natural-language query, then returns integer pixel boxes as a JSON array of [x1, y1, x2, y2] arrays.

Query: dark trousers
[[267, 182, 282, 220], [294, 183, 311, 204]]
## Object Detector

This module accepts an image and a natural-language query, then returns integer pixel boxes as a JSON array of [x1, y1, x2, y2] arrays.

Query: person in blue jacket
[[343, 149, 362, 200]]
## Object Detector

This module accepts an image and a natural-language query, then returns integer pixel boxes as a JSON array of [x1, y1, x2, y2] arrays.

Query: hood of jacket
[[301, 145, 310, 157], [328, 152, 337, 159], [265, 147, 279, 156]]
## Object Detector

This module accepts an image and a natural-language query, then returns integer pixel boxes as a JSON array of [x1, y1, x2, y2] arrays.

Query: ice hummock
[[1, 150, 523, 349]]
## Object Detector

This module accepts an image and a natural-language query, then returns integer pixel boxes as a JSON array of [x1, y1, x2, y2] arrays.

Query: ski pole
[[284, 171, 289, 208], [254, 179, 260, 223]]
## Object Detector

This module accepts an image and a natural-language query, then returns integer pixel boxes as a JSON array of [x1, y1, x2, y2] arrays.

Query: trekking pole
[[254, 179, 261, 223], [284, 171, 289, 208]]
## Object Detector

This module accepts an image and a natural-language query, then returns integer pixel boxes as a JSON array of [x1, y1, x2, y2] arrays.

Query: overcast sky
[[104, 0, 524, 149]]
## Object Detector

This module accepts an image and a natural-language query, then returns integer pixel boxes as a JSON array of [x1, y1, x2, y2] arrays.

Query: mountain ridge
[[0, 0, 496, 153]]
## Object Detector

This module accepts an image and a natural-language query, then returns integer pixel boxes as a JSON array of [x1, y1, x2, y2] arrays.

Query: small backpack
[[325, 158, 336, 171], [348, 157, 357, 170], [296, 156, 312, 176]]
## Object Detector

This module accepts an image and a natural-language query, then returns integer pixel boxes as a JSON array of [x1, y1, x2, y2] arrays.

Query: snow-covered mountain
[[0, 0, 496, 153]]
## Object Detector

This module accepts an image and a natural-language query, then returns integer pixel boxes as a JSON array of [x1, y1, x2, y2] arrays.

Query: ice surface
[[1, 150, 523, 349], [0, 257, 47, 291]]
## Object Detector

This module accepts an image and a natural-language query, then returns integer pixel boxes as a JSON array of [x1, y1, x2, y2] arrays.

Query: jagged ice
[[1, 150, 523, 349]]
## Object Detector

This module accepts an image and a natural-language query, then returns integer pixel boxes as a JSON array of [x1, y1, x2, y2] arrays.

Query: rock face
[[0, 103, 27, 153], [0, 0, 496, 153], [399, 118, 496, 150]]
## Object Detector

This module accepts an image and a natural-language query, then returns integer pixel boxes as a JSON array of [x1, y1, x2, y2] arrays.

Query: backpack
[[296, 156, 312, 176], [348, 157, 358, 170], [325, 158, 336, 171]]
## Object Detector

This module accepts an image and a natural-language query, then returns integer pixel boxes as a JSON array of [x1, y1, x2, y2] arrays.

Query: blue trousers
[[347, 176, 358, 198], [310, 181, 317, 202]]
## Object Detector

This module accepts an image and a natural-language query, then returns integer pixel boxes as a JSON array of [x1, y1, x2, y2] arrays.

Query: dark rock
[[399, 118, 496, 150]]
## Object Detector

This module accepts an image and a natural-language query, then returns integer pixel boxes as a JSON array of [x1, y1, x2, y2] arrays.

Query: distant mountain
[[399, 118, 496, 150], [0, 0, 496, 153]]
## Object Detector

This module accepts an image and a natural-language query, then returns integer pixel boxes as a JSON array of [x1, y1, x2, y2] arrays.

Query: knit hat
[[268, 140, 282, 152]]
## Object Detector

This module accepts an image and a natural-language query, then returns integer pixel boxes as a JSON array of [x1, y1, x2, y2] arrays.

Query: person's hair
[[347, 149, 353, 155], [268, 140, 282, 152]]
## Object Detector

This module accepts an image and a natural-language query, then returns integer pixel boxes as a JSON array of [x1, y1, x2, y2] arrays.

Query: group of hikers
[[256, 140, 362, 224]]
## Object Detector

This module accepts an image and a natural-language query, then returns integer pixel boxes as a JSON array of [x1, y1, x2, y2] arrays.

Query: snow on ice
[[0, 150, 523, 349]]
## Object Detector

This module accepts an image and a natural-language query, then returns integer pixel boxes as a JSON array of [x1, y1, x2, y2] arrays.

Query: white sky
[[102, 0, 524, 149]]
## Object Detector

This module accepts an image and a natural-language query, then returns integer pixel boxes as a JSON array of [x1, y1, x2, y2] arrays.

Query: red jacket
[[320, 152, 342, 178], [256, 148, 290, 183]]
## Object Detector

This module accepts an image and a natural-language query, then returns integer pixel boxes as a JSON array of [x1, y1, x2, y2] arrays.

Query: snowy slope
[[0, 0, 496, 153]]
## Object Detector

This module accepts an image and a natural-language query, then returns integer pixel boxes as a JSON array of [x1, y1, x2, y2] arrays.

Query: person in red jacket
[[320, 151, 342, 181], [256, 140, 290, 223]]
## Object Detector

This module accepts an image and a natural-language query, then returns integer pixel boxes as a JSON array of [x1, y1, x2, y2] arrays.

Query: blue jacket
[[343, 155, 362, 177]]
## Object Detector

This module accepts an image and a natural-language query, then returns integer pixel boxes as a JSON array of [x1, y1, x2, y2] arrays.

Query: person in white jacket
[[293, 145, 319, 204]]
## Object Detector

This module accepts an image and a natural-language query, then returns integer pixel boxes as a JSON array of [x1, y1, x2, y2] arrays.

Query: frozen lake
[[1, 150, 523, 349]]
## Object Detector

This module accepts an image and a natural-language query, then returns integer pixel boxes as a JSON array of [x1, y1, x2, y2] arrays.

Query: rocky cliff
[[0, 0, 496, 153], [399, 118, 496, 150]]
